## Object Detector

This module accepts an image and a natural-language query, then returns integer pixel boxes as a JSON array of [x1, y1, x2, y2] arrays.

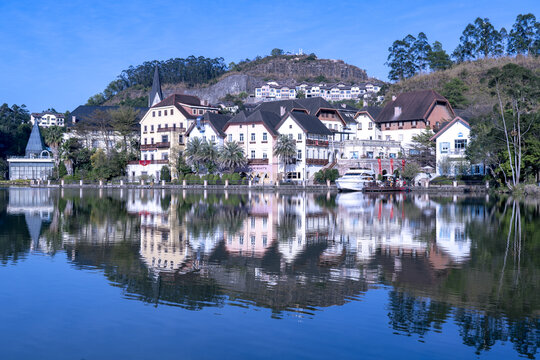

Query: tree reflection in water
[[0, 188, 538, 358]]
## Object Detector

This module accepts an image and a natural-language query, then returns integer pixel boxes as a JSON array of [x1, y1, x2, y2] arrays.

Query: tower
[[25, 121, 46, 158], [149, 65, 163, 107]]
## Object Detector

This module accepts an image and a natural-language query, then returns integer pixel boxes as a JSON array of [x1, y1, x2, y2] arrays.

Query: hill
[[384, 55, 540, 118], [104, 54, 373, 106]]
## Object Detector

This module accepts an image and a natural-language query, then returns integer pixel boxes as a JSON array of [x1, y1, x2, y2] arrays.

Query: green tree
[[453, 18, 504, 60], [0, 103, 31, 159], [160, 166, 171, 182], [386, 35, 418, 81], [219, 141, 247, 173], [42, 125, 64, 162], [90, 149, 111, 180], [427, 41, 453, 71], [409, 129, 436, 168], [273, 135, 297, 180], [271, 48, 284, 56], [296, 90, 306, 99], [412, 32, 432, 72], [58, 161, 67, 178], [109, 106, 138, 152], [402, 161, 421, 183], [453, 23, 478, 62], [441, 78, 469, 109], [507, 13, 540, 55]]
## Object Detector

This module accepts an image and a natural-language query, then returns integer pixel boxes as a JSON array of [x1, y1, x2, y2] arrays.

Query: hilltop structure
[[30, 111, 65, 127], [7, 122, 54, 180]]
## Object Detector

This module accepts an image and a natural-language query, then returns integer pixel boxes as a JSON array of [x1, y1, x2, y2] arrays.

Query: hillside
[[105, 54, 373, 106], [385, 55, 540, 118]]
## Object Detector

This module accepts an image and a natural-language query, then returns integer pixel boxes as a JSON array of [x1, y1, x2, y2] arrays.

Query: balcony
[[306, 158, 329, 166], [155, 141, 170, 148], [128, 159, 169, 165], [157, 127, 186, 133], [140, 144, 157, 150], [248, 158, 269, 165], [306, 139, 329, 147]]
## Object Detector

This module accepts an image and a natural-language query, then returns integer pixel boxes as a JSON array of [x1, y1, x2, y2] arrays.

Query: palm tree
[[219, 141, 247, 172], [42, 125, 65, 164], [200, 140, 218, 173], [185, 137, 205, 173], [273, 134, 297, 180]]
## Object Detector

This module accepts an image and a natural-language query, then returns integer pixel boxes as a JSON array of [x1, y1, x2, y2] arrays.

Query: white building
[[431, 116, 484, 176], [184, 112, 231, 147], [30, 112, 65, 127]]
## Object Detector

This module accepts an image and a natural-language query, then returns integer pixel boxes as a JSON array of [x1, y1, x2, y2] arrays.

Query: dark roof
[[152, 93, 202, 108], [376, 90, 452, 123], [280, 111, 333, 136], [356, 106, 382, 121], [252, 97, 344, 125], [25, 121, 45, 156], [225, 110, 281, 135], [430, 117, 470, 141], [149, 66, 163, 107], [68, 105, 148, 129], [253, 99, 306, 115], [204, 112, 232, 137], [333, 103, 359, 111]]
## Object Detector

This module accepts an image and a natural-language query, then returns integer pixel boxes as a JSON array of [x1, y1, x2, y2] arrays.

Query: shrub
[[58, 161, 68, 178], [160, 166, 171, 182]]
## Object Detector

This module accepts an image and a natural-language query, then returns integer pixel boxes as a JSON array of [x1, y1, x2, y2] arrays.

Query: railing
[[128, 159, 169, 165], [157, 127, 186, 133], [306, 139, 329, 147], [330, 139, 401, 148], [155, 141, 170, 148], [306, 158, 329, 166], [248, 158, 269, 165], [140, 144, 156, 150]]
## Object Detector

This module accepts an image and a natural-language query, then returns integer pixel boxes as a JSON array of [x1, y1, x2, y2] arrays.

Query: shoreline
[[0, 182, 489, 194]]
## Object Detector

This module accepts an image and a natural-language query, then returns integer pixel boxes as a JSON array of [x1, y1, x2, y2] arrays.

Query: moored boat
[[335, 168, 375, 191]]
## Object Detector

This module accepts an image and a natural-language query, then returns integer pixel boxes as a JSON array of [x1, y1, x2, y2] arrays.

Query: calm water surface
[[0, 187, 538, 359]]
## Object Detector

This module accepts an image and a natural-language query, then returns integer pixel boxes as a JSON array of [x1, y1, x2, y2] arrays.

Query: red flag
[[390, 158, 394, 173], [378, 158, 382, 174], [401, 159, 405, 170]]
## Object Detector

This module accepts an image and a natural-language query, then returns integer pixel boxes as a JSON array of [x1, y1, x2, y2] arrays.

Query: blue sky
[[0, 0, 538, 112]]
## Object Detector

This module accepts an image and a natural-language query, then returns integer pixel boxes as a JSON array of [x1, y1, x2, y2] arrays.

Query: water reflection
[[0, 188, 538, 358]]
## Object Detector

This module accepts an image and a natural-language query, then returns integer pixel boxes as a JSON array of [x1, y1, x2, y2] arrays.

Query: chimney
[[392, 95, 396, 101], [72, 115, 77, 124], [394, 106, 402, 117], [280, 106, 286, 116]]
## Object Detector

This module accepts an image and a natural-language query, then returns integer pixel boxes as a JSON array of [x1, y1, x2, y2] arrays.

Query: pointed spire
[[25, 121, 45, 157], [149, 65, 163, 107]]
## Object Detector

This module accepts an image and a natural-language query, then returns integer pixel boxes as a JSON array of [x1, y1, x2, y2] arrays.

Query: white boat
[[335, 168, 376, 191]]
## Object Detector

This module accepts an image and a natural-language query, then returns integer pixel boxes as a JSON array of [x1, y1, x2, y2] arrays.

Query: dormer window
[[394, 106, 402, 117]]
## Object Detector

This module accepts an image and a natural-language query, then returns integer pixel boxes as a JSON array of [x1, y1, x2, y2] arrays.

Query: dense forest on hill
[[87, 56, 228, 106]]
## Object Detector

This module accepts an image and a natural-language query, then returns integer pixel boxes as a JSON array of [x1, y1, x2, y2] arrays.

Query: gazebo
[[7, 122, 54, 181]]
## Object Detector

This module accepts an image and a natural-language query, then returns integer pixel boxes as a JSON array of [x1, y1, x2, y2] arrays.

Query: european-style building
[[30, 112, 65, 127]]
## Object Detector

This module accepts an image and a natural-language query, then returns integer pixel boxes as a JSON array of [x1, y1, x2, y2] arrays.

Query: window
[[386, 135, 391, 141], [144, 154, 148, 160], [228, 134, 232, 142], [158, 124, 161, 129], [144, 138, 147, 145], [288, 134, 293, 140], [239, 235, 244, 245], [389, 153, 397, 158], [368, 122, 373, 130], [398, 121, 403, 128], [399, 134, 404, 141], [211, 135, 215, 142], [297, 150, 302, 159], [150, 125, 154, 132], [171, 109, 173, 115], [161, 135, 168, 143], [440, 142, 450, 154], [164, 110, 167, 116], [144, 125, 147, 132], [252, 124, 255, 128], [262, 152, 267, 159], [412, 120, 417, 127], [150, 154, 154, 160], [250, 217, 255, 228], [240, 134, 244, 142], [251, 133, 255, 141], [152, 111, 155, 117], [250, 235, 256, 245], [251, 150, 255, 158], [158, 111, 161, 116], [178, 135, 183, 144], [262, 236, 267, 246], [289, 124, 292, 129], [151, 138, 154, 144], [298, 133, 302, 140], [455, 139, 467, 150], [262, 132, 267, 141], [358, 123, 362, 130], [162, 153, 168, 160]]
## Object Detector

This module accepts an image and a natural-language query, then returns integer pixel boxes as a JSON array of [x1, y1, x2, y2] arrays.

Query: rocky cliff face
[[238, 57, 368, 82]]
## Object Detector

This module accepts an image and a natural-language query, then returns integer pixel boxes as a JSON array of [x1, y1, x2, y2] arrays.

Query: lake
[[0, 187, 538, 359]]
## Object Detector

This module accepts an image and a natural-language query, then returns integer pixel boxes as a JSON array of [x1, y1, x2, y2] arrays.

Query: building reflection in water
[[6, 188, 53, 253]]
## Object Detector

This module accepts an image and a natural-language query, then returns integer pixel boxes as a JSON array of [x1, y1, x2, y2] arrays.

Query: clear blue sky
[[0, 0, 538, 112]]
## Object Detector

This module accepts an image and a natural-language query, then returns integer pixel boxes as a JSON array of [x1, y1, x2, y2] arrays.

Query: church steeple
[[25, 121, 46, 157], [149, 65, 163, 107]]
